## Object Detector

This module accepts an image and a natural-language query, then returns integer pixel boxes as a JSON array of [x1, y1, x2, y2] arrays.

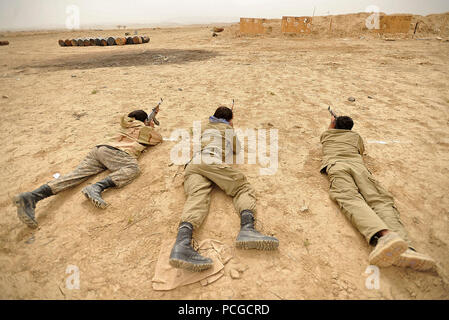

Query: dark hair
[[128, 110, 148, 123], [213, 106, 233, 121], [335, 116, 354, 130]]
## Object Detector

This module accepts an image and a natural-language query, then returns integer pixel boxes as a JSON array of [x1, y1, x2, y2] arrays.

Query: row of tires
[[58, 36, 150, 47]]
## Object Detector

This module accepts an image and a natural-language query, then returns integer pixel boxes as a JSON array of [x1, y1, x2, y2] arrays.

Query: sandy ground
[[0, 21, 448, 300]]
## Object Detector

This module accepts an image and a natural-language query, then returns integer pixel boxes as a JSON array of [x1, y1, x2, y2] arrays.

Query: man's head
[[335, 116, 354, 130], [213, 106, 233, 122], [128, 110, 148, 123]]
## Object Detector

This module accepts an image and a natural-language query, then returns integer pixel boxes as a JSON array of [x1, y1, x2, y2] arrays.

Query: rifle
[[147, 98, 163, 126], [328, 106, 338, 119], [231, 99, 235, 111]]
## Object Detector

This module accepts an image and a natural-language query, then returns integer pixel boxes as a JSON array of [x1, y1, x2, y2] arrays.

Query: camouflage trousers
[[47, 146, 140, 194], [180, 161, 257, 229], [327, 161, 412, 248]]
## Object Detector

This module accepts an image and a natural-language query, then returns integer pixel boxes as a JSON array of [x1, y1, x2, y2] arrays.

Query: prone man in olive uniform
[[14, 109, 162, 228], [169, 106, 279, 272], [320, 114, 436, 272]]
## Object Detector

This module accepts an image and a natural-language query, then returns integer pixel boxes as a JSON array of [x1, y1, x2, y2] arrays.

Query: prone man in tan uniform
[[14, 110, 162, 229], [320, 115, 435, 271], [169, 106, 279, 272]]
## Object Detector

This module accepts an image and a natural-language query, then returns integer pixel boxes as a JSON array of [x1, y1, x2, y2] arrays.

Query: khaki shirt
[[200, 121, 240, 162], [320, 129, 365, 173], [104, 115, 162, 158]]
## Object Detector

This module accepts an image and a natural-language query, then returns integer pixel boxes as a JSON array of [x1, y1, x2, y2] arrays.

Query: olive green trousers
[[181, 162, 257, 229], [327, 161, 412, 247]]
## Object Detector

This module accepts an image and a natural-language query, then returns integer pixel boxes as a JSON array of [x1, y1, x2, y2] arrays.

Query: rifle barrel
[[328, 106, 337, 118]]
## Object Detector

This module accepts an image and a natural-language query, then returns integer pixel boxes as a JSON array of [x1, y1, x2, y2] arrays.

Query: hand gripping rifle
[[148, 98, 163, 126]]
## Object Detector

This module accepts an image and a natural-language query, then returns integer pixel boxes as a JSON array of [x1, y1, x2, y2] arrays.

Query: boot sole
[[369, 238, 408, 267], [169, 258, 213, 272], [13, 195, 38, 229], [394, 253, 436, 272], [236, 239, 279, 250], [81, 189, 108, 209]]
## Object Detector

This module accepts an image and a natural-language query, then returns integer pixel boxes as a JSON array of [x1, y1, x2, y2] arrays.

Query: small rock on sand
[[230, 269, 240, 279]]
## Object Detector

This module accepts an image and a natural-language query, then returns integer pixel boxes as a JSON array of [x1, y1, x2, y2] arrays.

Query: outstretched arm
[[328, 116, 336, 129]]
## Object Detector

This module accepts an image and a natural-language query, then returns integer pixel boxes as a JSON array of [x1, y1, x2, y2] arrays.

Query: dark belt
[[96, 144, 120, 150], [96, 144, 123, 152]]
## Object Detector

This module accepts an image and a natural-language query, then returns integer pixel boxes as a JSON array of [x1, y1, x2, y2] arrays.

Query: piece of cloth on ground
[[152, 238, 233, 291]]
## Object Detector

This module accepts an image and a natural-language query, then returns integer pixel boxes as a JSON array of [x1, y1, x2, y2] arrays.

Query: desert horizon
[[1, 9, 448, 32]]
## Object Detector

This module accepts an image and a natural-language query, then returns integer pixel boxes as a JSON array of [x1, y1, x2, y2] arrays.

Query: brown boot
[[368, 232, 408, 267], [393, 249, 436, 272]]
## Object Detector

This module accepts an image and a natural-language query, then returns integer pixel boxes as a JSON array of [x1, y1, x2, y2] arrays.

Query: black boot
[[169, 222, 213, 272], [236, 210, 279, 250], [13, 184, 53, 228], [81, 177, 115, 209]]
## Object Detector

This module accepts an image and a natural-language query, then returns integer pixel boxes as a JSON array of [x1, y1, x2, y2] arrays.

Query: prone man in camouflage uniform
[[14, 110, 162, 229], [169, 106, 279, 272], [320, 114, 436, 272]]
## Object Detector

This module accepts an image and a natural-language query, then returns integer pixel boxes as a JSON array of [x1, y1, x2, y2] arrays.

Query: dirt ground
[[0, 15, 448, 299]]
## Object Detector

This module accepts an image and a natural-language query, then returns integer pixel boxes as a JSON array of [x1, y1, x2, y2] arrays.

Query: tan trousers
[[180, 162, 257, 229], [327, 161, 412, 247], [47, 146, 140, 194]]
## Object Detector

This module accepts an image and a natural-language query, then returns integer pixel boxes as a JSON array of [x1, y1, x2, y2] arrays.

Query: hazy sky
[[1, 0, 448, 30]]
